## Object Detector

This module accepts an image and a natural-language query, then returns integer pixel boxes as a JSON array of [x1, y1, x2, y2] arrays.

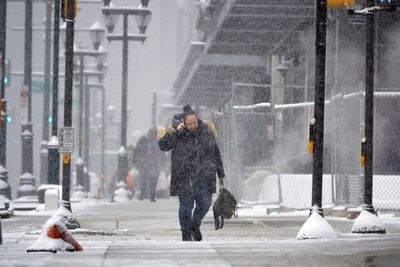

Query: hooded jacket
[[159, 119, 225, 196]]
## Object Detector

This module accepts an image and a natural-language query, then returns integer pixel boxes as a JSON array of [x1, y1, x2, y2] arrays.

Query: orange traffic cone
[[47, 222, 83, 251]]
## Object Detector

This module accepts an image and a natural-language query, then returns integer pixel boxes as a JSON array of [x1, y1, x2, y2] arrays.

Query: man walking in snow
[[159, 105, 225, 241]]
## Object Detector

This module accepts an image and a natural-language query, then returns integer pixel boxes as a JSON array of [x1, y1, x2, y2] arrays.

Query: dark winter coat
[[133, 136, 164, 178], [159, 119, 225, 196]]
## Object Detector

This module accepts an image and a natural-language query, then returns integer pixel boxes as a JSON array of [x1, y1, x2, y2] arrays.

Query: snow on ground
[[238, 202, 309, 217]]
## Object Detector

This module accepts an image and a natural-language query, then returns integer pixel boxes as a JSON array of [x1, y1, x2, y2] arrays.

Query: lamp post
[[63, 21, 105, 193], [0, 0, 11, 209], [73, 48, 106, 193], [84, 21, 105, 191], [17, 0, 36, 199], [48, 0, 62, 186], [102, 0, 152, 185], [39, 0, 52, 185], [96, 45, 107, 197]]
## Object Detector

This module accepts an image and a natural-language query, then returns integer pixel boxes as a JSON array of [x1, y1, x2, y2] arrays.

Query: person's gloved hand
[[177, 121, 185, 131]]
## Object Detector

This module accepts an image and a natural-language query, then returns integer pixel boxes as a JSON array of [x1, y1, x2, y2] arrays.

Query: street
[[1, 199, 400, 266]]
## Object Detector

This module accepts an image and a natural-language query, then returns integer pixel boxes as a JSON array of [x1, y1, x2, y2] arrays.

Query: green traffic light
[[48, 117, 53, 123], [3, 77, 9, 85], [6, 115, 12, 123]]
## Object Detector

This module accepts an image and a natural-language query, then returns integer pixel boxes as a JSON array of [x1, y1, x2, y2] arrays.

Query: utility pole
[[311, 0, 328, 216], [0, 0, 8, 168], [0, 0, 7, 247], [62, 0, 76, 211], [48, 0, 62, 186], [363, 0, 375, 213], [22, 0, 34, 174]]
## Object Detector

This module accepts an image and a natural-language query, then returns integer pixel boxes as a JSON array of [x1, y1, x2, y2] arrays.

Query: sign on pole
[[59, 127, 74, 153]]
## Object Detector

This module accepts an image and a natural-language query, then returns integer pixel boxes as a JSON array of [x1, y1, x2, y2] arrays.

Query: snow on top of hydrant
[[296, 205, 337, 240]]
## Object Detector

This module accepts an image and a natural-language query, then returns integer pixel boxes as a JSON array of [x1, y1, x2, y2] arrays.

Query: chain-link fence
[[225, 83, 400, 211]]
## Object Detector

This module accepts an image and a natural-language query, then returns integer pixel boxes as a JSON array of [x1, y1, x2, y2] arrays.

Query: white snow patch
[[297, 206, 337, 240], [14, 195, 38, 203], [18, 184, 37, 192], [27, 206, 80, 252], [27, 231, 74, 252], [114, 183, 132, 202], [0, 165, 7, 173], [351, 210, 386, 233], [47, 136, 59, 146], [118, 146, 127, 154], [76, 157, 84, 165], [37, 184, 61, 193], [237, 202, 309, 217], [0, 179, 9, 190], [72, 190, 88, 200], [258, 174, 333, 209]]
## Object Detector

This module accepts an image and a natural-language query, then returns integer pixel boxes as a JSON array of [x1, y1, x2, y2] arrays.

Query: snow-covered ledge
[[351, 209, 386, 234], [297, 205, 337, 240]]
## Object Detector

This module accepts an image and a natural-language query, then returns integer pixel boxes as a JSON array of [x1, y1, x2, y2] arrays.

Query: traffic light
[[328, 0, 355, 8], [61, 0, 77, 21], [3, 59, 10, 87], [48, 117, 53, 123], [6, 115, 12, 124]]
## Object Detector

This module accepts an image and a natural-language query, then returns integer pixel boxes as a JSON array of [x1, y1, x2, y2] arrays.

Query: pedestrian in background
[[159, 105, 225, 241], [133, 127, 164, 202]]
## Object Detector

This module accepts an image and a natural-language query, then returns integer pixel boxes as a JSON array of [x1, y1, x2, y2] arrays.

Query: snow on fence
[[229, 84, 400, 212], [258, 174, 333, 210], [254, 174, 400, 211]]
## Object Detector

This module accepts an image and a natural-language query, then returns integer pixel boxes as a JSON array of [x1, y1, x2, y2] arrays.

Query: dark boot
[[191, 224, 202, 241], [182, 230, 193, 241]]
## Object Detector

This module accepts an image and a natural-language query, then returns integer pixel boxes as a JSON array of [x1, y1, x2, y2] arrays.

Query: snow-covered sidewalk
[[1, 199, 400, 266]]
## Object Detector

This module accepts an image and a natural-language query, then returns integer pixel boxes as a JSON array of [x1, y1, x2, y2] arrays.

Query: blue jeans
[[178, 187, 212, 232]]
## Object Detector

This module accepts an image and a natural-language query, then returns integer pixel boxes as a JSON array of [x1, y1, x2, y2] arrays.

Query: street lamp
[[17, 0, 36, 200], [40, 0, 52, 186], [135, 5, 152, 34], [102, 1, 152, 191], [73, 49, 106, 192], [73, 37, 106, 193], [89, 21, 106, 50], [96, 44, 107, 197], [102, 2, 119, 34]]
